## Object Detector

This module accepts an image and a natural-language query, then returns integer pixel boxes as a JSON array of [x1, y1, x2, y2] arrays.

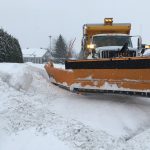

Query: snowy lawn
[[0, 63, 150, 150]]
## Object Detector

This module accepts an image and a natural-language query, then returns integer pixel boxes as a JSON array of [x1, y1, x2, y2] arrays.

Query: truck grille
[[101, 50, 136, 58]]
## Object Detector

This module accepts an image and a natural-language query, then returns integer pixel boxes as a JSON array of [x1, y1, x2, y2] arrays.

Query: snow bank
[[0, 62, 150, 150], [0, 63, 33, 91], [0, 63, 49, 91]]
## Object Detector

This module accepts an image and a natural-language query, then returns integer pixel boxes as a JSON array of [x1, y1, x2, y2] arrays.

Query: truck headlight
[[145, 45, 150, 49], [87, 44, 95, 49]]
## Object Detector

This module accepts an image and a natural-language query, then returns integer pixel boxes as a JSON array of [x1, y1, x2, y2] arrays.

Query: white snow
[[53, 63, 65, 69], [0, 128, 70, 150], [0, 62, 150, 150], [70, 80, 150, 93]]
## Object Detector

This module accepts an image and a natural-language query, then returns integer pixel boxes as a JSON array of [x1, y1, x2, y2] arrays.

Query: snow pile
[[0, 63, 33, 91], [0, 62, 150, 150]]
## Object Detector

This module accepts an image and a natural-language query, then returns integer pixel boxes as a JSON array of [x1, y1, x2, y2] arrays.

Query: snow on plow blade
[[44, 57, 150, 97]]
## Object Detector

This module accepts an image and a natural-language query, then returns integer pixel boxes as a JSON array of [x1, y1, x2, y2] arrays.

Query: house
[[22, 48, 50, 64]]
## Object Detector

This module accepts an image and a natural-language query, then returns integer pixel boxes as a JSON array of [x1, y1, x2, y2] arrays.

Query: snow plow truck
[[45, 18, 150, 97]]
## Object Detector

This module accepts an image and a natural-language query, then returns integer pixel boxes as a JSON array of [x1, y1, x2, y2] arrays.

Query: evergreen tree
[[0, 28, 23, 63], [52, 35, 67, 63]]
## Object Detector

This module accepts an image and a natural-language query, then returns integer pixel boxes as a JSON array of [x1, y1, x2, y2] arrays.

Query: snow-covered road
[[0, 63, 150, 150]]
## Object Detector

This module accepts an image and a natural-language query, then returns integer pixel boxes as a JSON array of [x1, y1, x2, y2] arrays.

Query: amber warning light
[[104, 18, 113, 25]]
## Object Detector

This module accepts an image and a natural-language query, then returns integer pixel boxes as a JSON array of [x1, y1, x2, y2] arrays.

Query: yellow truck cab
[[81, 18, 143, 59]]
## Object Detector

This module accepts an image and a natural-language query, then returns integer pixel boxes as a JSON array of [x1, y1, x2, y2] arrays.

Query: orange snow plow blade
[[44, 57, 150, 97]]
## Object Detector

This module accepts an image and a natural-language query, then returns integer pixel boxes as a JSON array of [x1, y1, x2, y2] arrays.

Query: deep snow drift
[[0, 62, 150, 150]]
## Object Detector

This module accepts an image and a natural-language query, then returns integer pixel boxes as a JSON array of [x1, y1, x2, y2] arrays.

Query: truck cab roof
[[92, 34, 130, 37]]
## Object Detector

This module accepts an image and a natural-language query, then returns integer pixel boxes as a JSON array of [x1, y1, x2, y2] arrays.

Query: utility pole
[[48, 35, 52, 53], [48, 35, 52, 61]]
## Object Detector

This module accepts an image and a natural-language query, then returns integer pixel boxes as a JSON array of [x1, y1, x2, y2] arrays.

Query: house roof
[[22, 48, 47, 58]]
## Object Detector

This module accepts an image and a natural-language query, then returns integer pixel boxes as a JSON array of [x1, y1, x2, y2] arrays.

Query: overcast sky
[[1, 0, 150, 52]]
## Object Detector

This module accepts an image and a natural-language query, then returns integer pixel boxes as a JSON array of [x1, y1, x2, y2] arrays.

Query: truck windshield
[[92, 36, 132, 47]]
